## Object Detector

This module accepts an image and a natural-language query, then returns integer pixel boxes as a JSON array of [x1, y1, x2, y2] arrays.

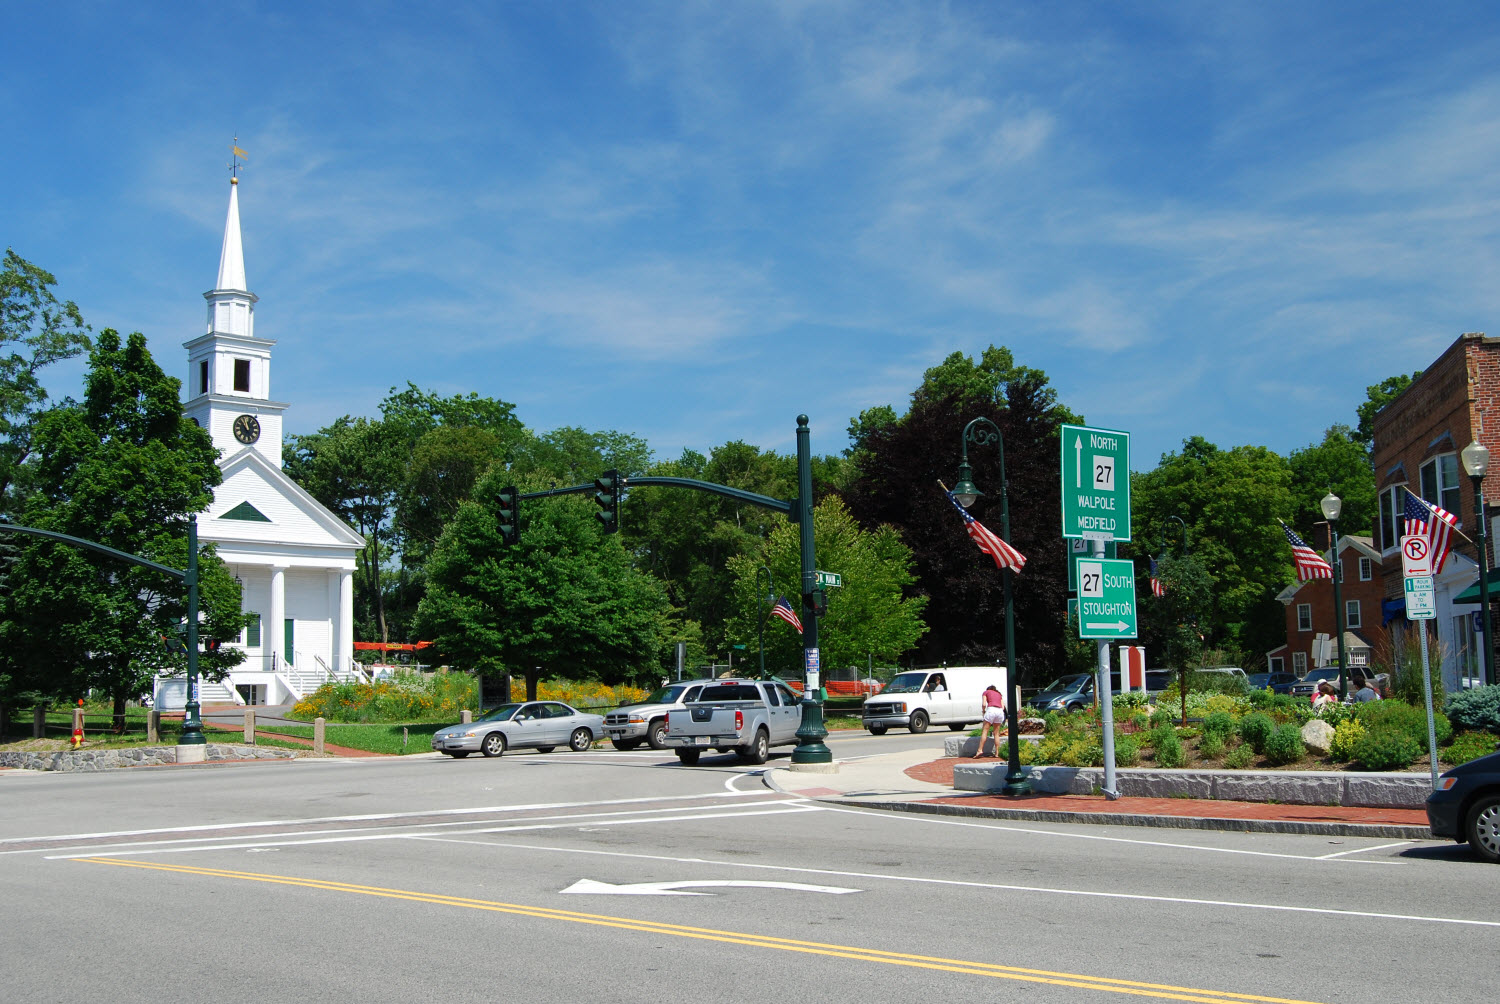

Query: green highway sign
[[1067, 538, 1115, 593], [1076, 557, 1138, 639], [814, 570, 842, 588], [1060, 424, 1131, 541]]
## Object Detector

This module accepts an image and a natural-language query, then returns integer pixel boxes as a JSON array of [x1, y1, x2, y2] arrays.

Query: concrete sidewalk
[[766, 751, 1436, 839]]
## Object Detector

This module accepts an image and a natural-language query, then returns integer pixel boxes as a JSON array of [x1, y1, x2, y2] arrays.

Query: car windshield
[[475, 704, 520, 722], [640, 686, 685, 705], [1248, 674, 1271, 687], [883, 672, 930, 694], [1038, 675, 1089, 693]]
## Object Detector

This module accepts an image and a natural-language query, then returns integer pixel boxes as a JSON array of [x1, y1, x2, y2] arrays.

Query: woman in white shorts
[[974, 684, 1006, 757]]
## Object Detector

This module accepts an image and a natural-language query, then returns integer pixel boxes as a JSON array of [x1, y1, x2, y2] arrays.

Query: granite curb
[[0, 744, 300, 771]]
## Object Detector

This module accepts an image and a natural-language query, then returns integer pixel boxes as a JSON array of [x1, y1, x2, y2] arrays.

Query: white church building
[[156, 178, 367, 709]]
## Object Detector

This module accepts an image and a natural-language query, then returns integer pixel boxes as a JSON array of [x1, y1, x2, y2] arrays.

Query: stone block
[[1344, 775, 1430, 808], [1114, 771, 1214, 799], [1301, 719, 1335, 754], [953, 763, 1010, 791], [1215, 772, 1342, 806]]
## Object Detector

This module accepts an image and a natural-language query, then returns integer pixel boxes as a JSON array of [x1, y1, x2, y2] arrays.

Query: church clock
[[232, 414, 261, 445]]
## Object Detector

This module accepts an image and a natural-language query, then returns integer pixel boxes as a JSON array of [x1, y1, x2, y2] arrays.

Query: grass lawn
[[250, 722, 450, 755]]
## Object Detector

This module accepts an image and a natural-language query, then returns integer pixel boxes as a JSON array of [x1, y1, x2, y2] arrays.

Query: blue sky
[[6, 3, 1500, 470]]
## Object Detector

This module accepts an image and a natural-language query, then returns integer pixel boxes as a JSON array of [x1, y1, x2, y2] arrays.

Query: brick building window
[[1345, 599, 1361, 630], [1359, 557, 1373, 580], [1379, 485, 1404, 551], [1293, 651, 1307, 674], [1297, 603, 1312, 631], [1420, 454, 1461, 519], [1268, 656, 1285, 674]]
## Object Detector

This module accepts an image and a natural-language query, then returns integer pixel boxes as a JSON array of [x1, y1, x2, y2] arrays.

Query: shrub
[[1034, 733, 1071, 764], [1223, 744, 1255, 769], [1202, 711, 1235, 741], [1059, 738, 1104, 767], [1389, 635, 1444, 710], [1441, 731, 1498, 766], [1329, 719, 1366, 761], [1113, 692, 1150, 711], [1354, 700, 1451, 747], [1128, 709, 1152, 730], [1446, 685, 1500, 734], [1352, 725, 1422, 771], [1237, 712, 1276, 754], [1149, 706, 1177, 730], [1153, 729, 1184, 768], [1316, 701, 1352, 727], [1198, 733, 1226, 760], [1263, 723, 1306, 766]]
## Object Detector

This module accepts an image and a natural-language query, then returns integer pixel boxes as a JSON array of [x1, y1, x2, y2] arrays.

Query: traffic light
[[809, 589, 828, 618], [204, 638, 221, 654], [594, 469, 620, 534], [496, 486, 520, 545]]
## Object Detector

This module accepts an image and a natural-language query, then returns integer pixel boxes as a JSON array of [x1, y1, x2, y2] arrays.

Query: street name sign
[[1076, 557, 1138, 639], [814, 570, 842, 588], [1060, 424, 1131, 541]]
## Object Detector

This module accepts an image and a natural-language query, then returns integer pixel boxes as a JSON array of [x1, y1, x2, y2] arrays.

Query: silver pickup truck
[[602, 678, 714, 750], [663, 678, 803, 765]]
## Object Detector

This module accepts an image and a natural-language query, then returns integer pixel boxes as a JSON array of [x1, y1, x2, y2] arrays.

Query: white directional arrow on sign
[[1084, 621, 1131, 633], [560, 878, 859, 897]]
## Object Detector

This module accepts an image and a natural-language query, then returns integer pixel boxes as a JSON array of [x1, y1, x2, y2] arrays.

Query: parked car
[[663, 678, 802, 764], [861, 666, 1008, 734], [1032, 674, 1094, 713], [1247, 672, 1299, 694], [431, 701, 605, 758], [1289, 667, 1344, 699], [603, 679, 714, 750], [1144, 669, 1176, 695], [1427, 750, 1500, 863]]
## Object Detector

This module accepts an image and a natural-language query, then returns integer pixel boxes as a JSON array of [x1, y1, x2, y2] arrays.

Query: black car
[[1426, 750, 1500, 863], [1247, 672, 1299, 695]]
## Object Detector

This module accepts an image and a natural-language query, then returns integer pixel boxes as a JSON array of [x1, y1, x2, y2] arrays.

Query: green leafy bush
[[1446, 685, 1500, 734], [1149, 706, 1177, 730], [1389, 637, 1444, 710], [1113, 692, 1150, 710], [1154, 729, 1184, 768], [1352, 725, 1422, 771], [1263, 723, 1306, 766], [1354, 700, 1451, 747], [1237, 712, 1276, 754], [1329, 719, 1366, 761], [1315, 701, 1352, 728], [1198, 733, 1226, 760], [1223, 745, 1255, 769], [1202, 711, 1235, 741], [1034, 732, 1071, 764], [1441, 731, 1498, 766], [1113, 732, 1140, 767], [1059, 737, 1105, 768]]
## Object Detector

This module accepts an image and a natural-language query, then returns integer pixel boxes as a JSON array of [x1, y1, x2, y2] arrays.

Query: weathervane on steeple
[[229, 137, 248, 183]]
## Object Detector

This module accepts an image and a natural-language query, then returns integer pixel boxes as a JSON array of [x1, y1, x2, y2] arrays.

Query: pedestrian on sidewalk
[[974, 685, 1006, 757]]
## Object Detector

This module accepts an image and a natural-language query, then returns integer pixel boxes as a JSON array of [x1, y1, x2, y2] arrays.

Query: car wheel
[[536, 747, 555, 754], [612, 738, 642, 751], [1067, 702, 1085, 713], [868, 724, 888, 736], [675, 748, 701, 765], [569, 727, 593, 752], [738, 729, 771, 765], [948, 723, 966, 731], [908, 710, 929, 734], [1466, 794, 1500, 864], [647, 719, 669, 750], [445, 751, 469, 758], [480, 732, 505, 758]]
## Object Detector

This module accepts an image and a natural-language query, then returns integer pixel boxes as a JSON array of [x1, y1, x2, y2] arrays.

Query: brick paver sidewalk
[[906, 757, 1430, 827]]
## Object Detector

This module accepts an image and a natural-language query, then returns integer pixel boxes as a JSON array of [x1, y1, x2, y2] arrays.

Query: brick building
[[1369, 332, 1500, 690], [1267, 535, 1385, 677]]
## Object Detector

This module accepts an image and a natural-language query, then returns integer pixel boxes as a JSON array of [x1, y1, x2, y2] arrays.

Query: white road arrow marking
[[560, 878, 859, 897]]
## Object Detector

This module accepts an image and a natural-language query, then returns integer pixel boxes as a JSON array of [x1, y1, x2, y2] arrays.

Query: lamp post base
[[791, 700, 833, 765], [175, 744, 207, 764], [787, 761, 840, 774]]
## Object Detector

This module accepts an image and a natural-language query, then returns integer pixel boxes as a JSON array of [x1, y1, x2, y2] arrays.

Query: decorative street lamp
[[951, 417, 1031, 797], [1321, 492, 1349, 701], [1461, 440, 1495, 686], [756, 564, 774, 680]]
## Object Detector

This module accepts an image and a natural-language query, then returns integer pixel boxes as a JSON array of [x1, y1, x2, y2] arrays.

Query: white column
[[339, 569, 354, 676], [269, 565, 287, 670], [326, 570, 341, 672]]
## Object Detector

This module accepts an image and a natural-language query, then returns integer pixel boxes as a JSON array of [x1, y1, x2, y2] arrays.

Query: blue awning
[[1381, 598, 1406, 625]]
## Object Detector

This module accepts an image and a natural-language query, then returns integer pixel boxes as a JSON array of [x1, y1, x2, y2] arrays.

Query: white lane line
[[1315, 840, 1415, 860], [817, 805, 1408, 864], [0, 789, 775, 848], [725, 770, 765, 792], [401, 836, 1498, 930], [44, 805, 822, 859]]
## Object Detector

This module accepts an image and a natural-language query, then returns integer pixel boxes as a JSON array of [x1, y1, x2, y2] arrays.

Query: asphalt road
[[3, 734, 1494, 1004]]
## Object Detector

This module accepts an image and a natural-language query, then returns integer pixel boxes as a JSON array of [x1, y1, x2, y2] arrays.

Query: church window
[[200, 360, 209, 395], [245, 614, 261, 647], [234, 358, 251, 392], [220, 501, 271, 522]]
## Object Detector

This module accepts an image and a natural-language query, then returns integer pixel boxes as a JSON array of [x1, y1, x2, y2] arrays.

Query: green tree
[[0, 330, 245, 727], [0, 249, 91, 511], [416, 467, 668, 698], [1355, 371, 1421, 451], [1287, 424, 1375, 538], [724, 496, 928, 676]]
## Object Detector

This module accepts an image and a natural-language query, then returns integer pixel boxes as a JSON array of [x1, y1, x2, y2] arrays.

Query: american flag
[[1149, 556, 1165, 597], [769, 595, 803, 634], [944, 489, 1026, 572], [1405, 488, 1458, 574], [1280, 521, 1332, 581]]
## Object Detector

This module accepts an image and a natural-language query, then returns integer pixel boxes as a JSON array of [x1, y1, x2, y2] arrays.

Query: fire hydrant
[[71, 700, 84, 749]]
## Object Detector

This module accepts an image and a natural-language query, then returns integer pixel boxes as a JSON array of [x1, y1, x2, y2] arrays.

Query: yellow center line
[[77, 857, 1328, 1004]]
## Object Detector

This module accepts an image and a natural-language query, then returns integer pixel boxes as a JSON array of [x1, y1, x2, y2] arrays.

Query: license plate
[[694, 736, 710, 746], [608, 730, 624, 737]]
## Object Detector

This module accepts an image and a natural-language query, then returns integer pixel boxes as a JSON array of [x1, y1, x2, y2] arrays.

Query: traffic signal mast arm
[[518, 476, 794, 517]]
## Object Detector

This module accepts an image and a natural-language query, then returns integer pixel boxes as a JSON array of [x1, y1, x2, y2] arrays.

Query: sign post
[[1401, 535, 1441, 789], [1060, 425, 1132, 541]]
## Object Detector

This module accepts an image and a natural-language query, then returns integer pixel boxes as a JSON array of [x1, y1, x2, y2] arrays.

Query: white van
[[861, 666, 1008, 735]]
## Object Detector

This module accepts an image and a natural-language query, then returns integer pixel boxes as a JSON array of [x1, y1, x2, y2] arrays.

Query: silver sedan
[[431, 701, 605, 758]]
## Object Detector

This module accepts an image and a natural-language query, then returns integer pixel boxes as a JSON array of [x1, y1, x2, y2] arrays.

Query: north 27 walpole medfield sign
[[1060, 424, 1131, 541]]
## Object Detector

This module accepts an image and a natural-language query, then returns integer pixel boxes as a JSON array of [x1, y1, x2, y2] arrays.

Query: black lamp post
[[1462, 440, 1494, 686], [756, 564, 773, 680], [1321, 492, 1349, 701], [951, 417, 1031, 797]]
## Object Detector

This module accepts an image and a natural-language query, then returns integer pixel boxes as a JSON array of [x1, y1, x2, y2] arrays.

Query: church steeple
[[204, 177, 258, 339], [217, 177, 247, 291]]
